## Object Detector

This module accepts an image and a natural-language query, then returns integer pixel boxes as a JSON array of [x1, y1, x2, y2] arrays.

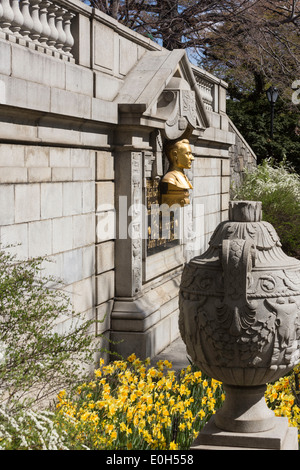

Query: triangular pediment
[[115, 49, 209, 139]]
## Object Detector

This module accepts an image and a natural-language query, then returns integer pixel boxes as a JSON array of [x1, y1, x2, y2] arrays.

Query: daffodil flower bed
[[1, 357, 300, 449], [55, 354, 225, 450]]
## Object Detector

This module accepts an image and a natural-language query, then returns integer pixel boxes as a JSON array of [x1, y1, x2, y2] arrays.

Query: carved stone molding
[[131, 151, 143, 294], [115, 49, 210, 140]]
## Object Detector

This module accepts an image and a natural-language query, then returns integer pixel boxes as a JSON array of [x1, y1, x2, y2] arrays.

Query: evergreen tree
[[227, 94, 300, 171]]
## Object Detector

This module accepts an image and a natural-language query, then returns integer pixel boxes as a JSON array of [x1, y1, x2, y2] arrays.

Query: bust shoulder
[[161, 170, 192, 189]]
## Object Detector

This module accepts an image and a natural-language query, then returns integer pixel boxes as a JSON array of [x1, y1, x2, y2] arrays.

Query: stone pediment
[[115, 49, 210, 139]]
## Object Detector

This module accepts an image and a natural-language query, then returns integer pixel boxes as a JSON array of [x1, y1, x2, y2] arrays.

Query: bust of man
[[160, 139, 194, 207]]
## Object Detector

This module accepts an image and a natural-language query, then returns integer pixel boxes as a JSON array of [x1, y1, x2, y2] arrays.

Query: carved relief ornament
[[179, 201, 300, 386]]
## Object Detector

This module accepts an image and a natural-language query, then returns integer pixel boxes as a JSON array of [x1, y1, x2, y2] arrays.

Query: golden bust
[[160, 139, 194, 207]]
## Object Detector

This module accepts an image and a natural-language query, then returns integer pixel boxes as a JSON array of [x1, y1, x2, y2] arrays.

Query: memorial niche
[[145, 137, 194, 256]]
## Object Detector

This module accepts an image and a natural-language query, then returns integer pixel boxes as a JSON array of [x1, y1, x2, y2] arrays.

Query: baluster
[[55, 6, 66, 56], [11, 0, 24, 42], [0, 0, 14, 38], [20, 0, 33, 45], [62, 11, 74, 59], [0, 3, 5, 39], [47, 2, 58, 55], [30, 0, 43, 47], [39, 0, 51, 53], [0, 0, 75, 62]]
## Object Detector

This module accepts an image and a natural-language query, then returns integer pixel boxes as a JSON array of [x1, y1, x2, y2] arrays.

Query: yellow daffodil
[[127, 353, 137, 362]]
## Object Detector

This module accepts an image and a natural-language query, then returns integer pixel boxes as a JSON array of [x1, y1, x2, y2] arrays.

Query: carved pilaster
[[115, 149, 144, 297], [150, 129, 163, 179], [130, 152, 143, 294]]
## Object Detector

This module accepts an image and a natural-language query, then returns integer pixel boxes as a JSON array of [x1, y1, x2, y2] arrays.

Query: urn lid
[[229, 201, 262, 222], [191, 200, 300, 269]]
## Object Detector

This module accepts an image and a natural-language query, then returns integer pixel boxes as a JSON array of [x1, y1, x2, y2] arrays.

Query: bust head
[[164, 139, 194, 171]]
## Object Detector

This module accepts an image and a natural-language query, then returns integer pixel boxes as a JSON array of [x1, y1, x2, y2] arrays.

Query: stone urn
[[179, 201, 300, 435]]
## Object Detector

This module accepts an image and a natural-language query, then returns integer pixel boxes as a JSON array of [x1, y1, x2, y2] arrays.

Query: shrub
[[0, 247, 94, 412], [231, 158, 300, 259], [0, 406, 69, 450]]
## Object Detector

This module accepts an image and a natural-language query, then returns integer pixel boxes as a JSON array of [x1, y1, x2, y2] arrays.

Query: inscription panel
[[146, 179, 179, 255]]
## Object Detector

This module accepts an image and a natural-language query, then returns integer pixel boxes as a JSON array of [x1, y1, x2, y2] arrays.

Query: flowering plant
[[265, 364, 300, 445], [0, 407, 68, 450], [56, 354, 225, 450], [1, 355, 300, 449]]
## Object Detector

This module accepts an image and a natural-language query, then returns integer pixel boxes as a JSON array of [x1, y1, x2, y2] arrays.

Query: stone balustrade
[[0, 0, 75, 60], [196, 76, 214, 112], [192, 68, 217, 113]]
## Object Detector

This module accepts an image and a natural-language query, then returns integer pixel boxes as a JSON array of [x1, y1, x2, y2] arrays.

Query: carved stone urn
[[179, 201, 300, 436]]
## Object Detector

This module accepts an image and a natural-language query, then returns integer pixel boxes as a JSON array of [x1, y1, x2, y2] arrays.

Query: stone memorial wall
[[0, 0, 256, 363]]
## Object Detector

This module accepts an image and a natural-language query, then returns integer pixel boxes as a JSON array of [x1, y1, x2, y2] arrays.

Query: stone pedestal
[[192, 415, 298, 450], [214, 385, 275, 433]]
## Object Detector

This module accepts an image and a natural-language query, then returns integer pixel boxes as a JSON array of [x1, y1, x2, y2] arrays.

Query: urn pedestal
[[179, 201, 300, 450]]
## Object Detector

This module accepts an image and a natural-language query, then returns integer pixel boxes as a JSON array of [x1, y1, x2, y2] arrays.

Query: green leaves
[[232, 158, 300, 259], [0, 248, 94, 412], [227, 95, 300, 172]]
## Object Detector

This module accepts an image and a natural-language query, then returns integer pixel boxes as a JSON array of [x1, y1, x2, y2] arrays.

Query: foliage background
[[227, 95, 300, 171], [232, 158, 300, 258]]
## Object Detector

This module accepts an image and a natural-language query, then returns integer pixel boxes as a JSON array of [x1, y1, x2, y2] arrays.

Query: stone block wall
[[0, 144, 97, 331], [96, 150, 115, 340], [0, 143, 117, 359], [228, 120, 257, 189], [0, 0, 256, 363], [191, 156, 230, 252]]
